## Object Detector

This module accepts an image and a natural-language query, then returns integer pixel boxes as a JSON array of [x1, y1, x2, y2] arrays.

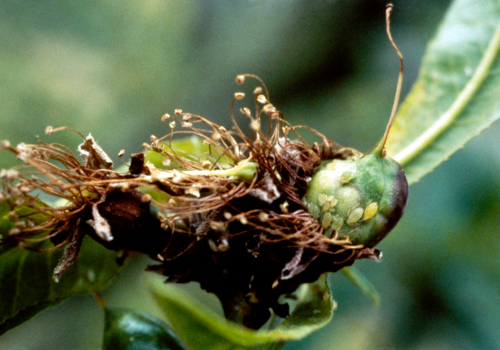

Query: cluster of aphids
[[0, 5, 407, 329]]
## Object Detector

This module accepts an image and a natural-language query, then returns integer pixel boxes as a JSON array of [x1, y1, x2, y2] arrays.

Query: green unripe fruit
[[302, 5, 410, 247], [302, 149, 408, 247]]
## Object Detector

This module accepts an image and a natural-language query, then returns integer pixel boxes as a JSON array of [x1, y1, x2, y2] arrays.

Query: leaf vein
[[394, 19, 500, 166]]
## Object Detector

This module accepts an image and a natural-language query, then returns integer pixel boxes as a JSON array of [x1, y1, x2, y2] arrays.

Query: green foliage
[[149, 274, 333, 350], [144, 137, 211, 170], [103, 307, 187, 350], [0, 201, 121, 336], [387, 0, 500, 184], [0, 197, 45, 234]]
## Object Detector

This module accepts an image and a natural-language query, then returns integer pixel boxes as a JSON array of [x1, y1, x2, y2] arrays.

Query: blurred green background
[[2, 0, 500, 349]]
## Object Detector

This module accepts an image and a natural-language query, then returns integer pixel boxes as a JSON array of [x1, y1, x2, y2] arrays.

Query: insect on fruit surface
[[302, 4, 409, 247]]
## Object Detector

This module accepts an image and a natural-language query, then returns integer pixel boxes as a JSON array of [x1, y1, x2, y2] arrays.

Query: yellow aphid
[[340, 171, 355, 185], [331, 216, 344, 232], [322, 203, 331, 212], [363, 202, 379, 221], [322, 212, 333, 229], [318, 193, 328, 206]]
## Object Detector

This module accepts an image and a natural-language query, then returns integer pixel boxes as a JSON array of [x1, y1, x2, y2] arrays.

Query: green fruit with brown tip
[[303, 4, 409, 247], [302, 147, 408, 247]]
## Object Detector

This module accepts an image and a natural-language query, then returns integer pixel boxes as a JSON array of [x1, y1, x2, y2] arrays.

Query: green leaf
[[0, 231, 121, 335], [342, 266, 380, 306], [144, 136, 216, 169], [142, 137, 212, 203], [386, 0, 500, 184], [103, 307, 188, 350], [142, 135, 235, 203], [0, 197, 46, 233], [149, 274, 334, 350]]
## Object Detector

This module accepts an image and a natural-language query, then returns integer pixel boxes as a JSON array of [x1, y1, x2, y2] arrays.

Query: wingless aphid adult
[[302, 4, 409, 247]]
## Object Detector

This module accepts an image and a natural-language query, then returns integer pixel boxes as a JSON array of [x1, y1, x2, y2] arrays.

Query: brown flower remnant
[[0, 75, 380, 328], [0, 131, 168, 281]]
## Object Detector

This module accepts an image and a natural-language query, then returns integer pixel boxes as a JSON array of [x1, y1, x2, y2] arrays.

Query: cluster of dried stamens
[[133, 74, 371, 260], [0, 74, 377, 282], [0, 136, 111, 250]]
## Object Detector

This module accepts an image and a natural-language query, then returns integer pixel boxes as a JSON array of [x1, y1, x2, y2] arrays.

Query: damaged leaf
[[53, 227, 86, 282], [78, 133, 114, 170]]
